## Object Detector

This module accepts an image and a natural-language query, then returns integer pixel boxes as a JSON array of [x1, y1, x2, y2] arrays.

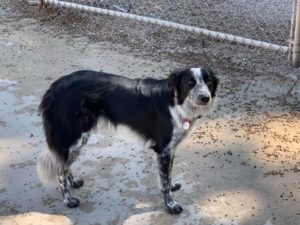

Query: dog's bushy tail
[[38, 87, 58, 153], [37, 84, 66, 186], [37, 150, 65, 186]]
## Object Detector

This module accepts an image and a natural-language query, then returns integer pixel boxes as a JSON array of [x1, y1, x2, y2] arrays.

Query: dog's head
[[168, 67, 219, 112]]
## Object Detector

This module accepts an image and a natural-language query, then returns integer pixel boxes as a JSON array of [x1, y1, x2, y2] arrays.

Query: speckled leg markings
[[67, 132, 90, 166], [64, 131, 90, 191], [58, 170, 80, 208], [67, 170, 84, 189], [169, 152, 181, 192], [57, 132, 90, 207], [157, 149, 183, 214]]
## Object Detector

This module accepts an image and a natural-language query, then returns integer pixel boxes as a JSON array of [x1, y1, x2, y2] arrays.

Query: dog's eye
[[204, 76, 212, 85], [205, 79, 212, 85], [188, 78, 196, 87]]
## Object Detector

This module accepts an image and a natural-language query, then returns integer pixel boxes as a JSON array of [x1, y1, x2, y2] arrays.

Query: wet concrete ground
[[0, 2, 300, 225]]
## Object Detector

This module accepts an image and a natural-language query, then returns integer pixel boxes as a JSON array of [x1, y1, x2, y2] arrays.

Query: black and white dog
[[37, 66, 218, 214]]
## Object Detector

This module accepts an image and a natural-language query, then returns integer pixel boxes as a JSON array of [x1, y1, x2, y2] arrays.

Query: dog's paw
[[64, 197, 80, 208], [166, 201, 183, 214], [171, 183, 181, 192], [71, 178, 84, 189]]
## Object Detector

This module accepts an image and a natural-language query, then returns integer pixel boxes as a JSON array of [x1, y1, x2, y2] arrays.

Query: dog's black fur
[[38, 67, 218, 214]]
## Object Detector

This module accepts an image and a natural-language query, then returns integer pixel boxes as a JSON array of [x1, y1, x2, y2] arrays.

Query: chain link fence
[[41, 0, 295, 52], [37, 0, 300, 68], [86, 0, 292, 46]]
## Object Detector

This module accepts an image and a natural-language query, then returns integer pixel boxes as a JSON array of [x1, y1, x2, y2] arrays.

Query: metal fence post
[[293, 0, 300, 67]]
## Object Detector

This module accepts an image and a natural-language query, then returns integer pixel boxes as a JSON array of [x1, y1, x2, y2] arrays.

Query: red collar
[[183, 117, 190, 130]]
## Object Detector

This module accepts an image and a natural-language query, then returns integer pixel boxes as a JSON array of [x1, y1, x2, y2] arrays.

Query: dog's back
[[39, 70, 174, 158]]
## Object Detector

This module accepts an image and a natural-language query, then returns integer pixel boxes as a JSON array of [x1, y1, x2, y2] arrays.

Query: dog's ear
[[207, 69, 219, 97], [167, 70, 181, 90]]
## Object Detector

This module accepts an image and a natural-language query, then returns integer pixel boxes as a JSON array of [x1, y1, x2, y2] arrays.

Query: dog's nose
[[197, 95, 210, 105]]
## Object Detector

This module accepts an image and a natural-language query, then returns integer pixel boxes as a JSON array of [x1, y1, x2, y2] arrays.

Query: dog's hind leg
[[171, 183, 181, 192], [58, 132, 90, 207], [67, 132, 91, 165], [66, 132, 91, 189], [58, 169, 80, 208], [67, 169, 84, 189]]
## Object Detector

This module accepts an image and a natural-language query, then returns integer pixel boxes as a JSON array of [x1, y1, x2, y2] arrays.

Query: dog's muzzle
[[196, 94, 210, 105]]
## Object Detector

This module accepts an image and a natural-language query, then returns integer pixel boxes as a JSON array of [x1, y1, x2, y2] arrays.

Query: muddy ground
[[0, 1, 300, 225]]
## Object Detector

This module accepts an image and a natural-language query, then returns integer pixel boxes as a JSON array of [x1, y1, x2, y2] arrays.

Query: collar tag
[[183, 118, 190, 130]]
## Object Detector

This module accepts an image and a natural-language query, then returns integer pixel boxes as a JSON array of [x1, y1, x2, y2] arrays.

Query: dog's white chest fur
[[168, 105, 196, 150], [169, 105, 194, 131]]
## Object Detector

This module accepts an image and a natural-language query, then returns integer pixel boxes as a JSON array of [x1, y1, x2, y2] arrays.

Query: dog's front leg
[[157, 148, 183, 214]]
